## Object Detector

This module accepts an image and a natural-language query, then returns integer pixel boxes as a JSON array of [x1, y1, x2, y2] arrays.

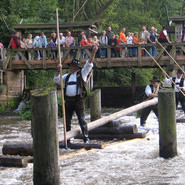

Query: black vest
[[171, 77, 184, 88], [64, 70, 88, 98]]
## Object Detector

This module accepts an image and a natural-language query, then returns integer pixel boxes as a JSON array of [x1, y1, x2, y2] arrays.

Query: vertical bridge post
[[31, 88, 60, 185], [158, 88, 177, 159]]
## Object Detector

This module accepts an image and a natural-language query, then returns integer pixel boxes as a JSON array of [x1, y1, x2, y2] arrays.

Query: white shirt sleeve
[[163, 30, 168, 36], [54, 74, 68, 85], [81, 60, 93, 82], [145, 85, 152, 97], [183, 78, 185, 91], [163, 77, 172, 84]]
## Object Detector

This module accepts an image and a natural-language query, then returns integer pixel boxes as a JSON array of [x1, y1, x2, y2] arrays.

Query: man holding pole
[[140, 76, 160, 126], [163, 69, 185, 113], [54, 46, 98, 144]]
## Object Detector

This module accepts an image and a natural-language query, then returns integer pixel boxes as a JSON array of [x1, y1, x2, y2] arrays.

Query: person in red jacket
[[11, 32, 21, 49], [158, 26, 172, 55], [10, 32, 21, 60]]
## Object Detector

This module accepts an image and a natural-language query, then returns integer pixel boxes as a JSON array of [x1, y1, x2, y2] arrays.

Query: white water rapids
[[0, 108, 185, 185]]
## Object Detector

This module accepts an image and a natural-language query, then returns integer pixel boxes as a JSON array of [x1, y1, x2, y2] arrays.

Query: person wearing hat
[[54, 46, 98, 144], [140, 76, 160, 126], [164, 69, 185, 112]]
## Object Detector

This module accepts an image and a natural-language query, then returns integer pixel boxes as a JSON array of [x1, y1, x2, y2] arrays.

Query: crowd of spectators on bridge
[[3, 24, 181, 61]]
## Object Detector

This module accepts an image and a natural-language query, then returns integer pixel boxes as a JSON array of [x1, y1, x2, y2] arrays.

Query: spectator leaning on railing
[[99, 30, 108, 58], [10, 32, 21, 60], [0, 42, 4, 61]]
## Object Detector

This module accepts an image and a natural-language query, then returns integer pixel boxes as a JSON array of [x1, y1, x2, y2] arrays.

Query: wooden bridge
[[1, 42, 185, 71]]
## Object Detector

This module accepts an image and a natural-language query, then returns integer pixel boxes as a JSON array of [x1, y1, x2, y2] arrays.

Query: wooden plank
[[138, 46, 142, 67], [17, 51, 32, 69], [42, 50, 47, 69], [61, 48, 71, 63], [180, 45, 185, 53], [107, 47, 111, 68], [3, 51, 11, 69], [170, 44, 176, 65], [156, 46, 167, 62]]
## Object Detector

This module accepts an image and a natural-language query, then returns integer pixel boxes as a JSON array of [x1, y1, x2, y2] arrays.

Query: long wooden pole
[[56, 8, 67, 148], [143, 48, 185, 97], [157, 40, 185, 73]]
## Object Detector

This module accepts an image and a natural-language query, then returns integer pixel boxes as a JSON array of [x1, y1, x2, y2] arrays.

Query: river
[[0, 108, 185, 185]]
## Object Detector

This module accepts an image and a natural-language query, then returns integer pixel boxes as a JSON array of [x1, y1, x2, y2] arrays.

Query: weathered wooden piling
[[158, 88, 177, 159], [31, 88, 60, 185], [90, 89, 101, 121]]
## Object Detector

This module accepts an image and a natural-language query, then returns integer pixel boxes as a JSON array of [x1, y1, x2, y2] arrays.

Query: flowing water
[[0, 108, 185, 185]]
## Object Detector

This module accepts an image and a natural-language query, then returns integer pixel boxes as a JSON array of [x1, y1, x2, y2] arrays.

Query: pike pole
[[156, 40, 185, 74], [56, 8, 67, 148], [143, 48, 185, 97]]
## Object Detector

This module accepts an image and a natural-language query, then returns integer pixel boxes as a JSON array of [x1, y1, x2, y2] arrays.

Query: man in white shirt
[[140, 76, 160, 126], [158, 26, 172, 55], [164, 69, 185, 113], [54, 46, 98, 143]]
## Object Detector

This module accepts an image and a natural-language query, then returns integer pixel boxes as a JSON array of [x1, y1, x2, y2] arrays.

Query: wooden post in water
[[90, 89, 101, 121], [31, 88, 60, 185], [158, 88, 177, 159]]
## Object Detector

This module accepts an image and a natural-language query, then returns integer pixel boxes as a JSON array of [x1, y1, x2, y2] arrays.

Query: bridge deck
[[2, 43, 185, 70]]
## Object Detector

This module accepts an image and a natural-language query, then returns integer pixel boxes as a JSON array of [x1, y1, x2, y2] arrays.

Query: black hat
[[68, 59, 81, 68], [177, 69, 183, 74], [150, 76, 160, 82]]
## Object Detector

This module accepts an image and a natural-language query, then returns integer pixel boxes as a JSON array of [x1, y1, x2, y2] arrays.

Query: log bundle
[[88, 120, 144, 140], [75, 120, 145, 140]]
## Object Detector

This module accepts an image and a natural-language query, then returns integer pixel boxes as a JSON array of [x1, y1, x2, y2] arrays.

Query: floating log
[[89, 124, 138, 134], [2, 144, 33, 156], [176, 118, 185, 123], [77, 133, 146, 140], [103, 120, 125, 127], [58, 98, 158, 142], [59, 143, 105, 150], [0, 155, 27, 168]]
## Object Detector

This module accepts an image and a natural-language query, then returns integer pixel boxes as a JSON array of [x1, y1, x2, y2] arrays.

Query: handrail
[[2, 42, 185, 70]]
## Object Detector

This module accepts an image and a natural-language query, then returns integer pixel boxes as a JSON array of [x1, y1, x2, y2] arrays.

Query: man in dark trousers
[[140, 76, 160, 126], [54, 46, 98, 143], [164, 69, 185, 113]]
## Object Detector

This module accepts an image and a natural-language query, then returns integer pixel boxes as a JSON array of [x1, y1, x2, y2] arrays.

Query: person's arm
[[145, 85, 157, 98], [54, 65, 67, 84], [89, 45, 98, 63]]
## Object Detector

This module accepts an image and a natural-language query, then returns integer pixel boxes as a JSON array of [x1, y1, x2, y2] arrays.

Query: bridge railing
[[2, 42, 185, 70]]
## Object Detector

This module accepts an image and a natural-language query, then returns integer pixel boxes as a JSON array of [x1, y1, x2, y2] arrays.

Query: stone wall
[[0, 70, 24, 105]]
